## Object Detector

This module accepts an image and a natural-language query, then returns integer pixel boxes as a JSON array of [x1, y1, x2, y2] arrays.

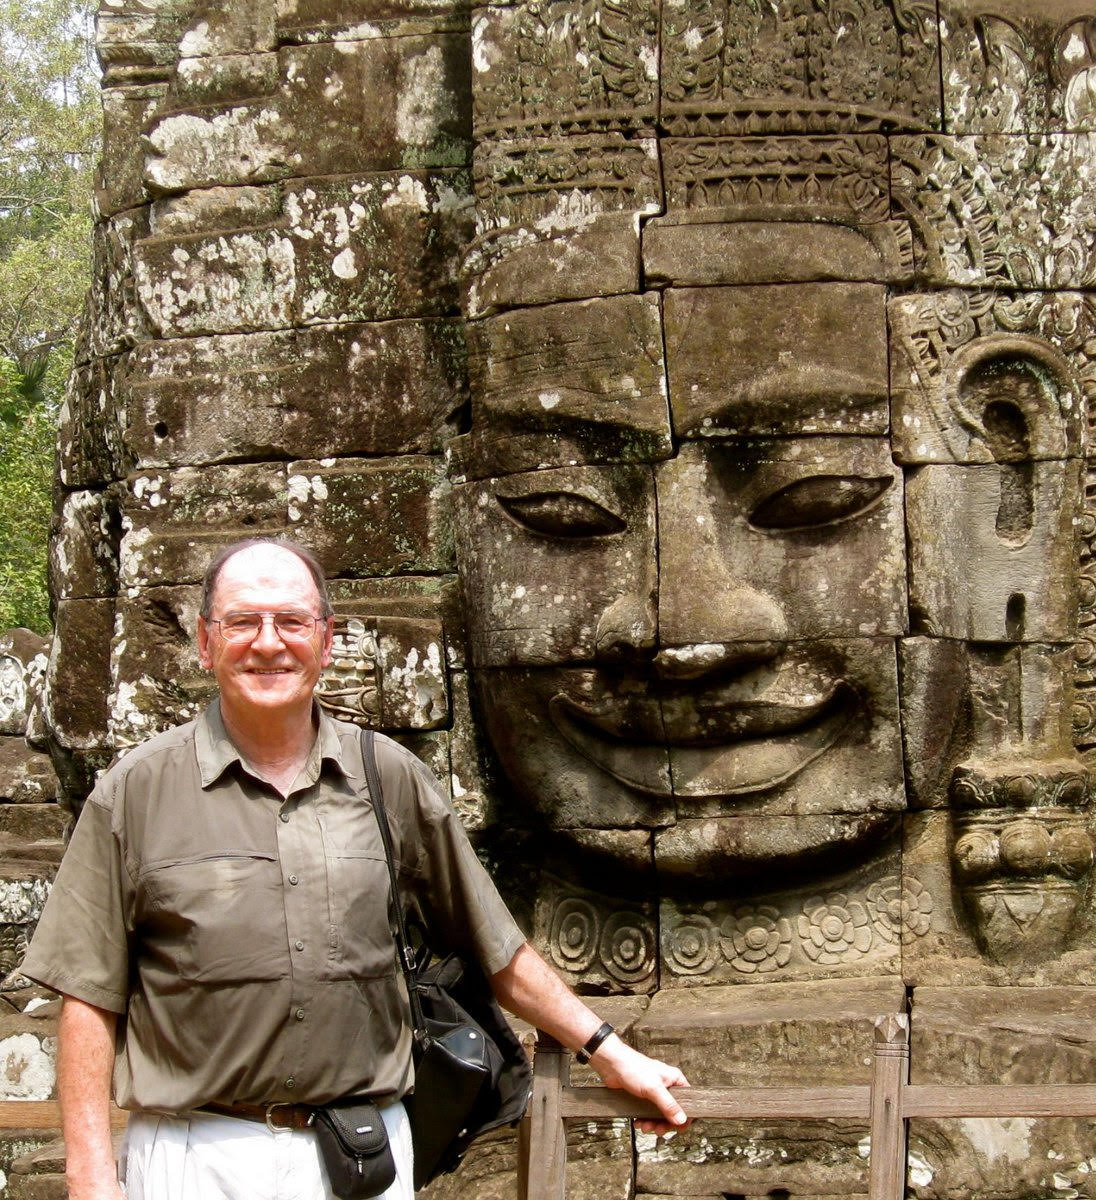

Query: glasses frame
[[208, 610, 328, 644]]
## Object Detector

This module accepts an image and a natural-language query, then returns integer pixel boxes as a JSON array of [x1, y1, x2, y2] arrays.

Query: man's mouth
[[548, 680, 857, 798]]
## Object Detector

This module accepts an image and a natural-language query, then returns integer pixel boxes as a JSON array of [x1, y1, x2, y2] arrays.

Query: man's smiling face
[[197, 544, 333, 721]]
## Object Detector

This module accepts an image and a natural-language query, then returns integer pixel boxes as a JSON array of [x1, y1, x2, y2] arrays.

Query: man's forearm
[[490, 942, 689, 1128], [58, 995, 122, 1197]]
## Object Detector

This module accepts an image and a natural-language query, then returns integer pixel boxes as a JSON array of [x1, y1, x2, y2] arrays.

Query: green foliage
[[0, 367, 53, 632], [0, 0, 100, 631]]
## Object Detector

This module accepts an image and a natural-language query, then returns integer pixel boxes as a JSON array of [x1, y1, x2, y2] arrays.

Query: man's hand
[[586, 1035, 690, 1133]]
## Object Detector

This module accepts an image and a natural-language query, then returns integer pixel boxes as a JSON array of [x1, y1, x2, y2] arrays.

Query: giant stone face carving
[[452, 0, 1096, 1001]]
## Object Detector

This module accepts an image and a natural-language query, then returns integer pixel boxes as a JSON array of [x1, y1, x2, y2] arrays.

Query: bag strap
[[360, 729, 428, 1044]]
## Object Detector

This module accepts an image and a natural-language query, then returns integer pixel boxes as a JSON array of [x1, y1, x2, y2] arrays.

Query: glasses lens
[[274, 614, 315, 640], [219, 615, 263, 642]]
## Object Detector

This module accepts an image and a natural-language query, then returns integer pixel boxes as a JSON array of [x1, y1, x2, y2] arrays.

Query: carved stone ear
[[949, 335, 1083, 462]]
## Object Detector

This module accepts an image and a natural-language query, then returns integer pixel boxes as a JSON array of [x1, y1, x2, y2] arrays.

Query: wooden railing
[[516, 1015, 1096, 1200]]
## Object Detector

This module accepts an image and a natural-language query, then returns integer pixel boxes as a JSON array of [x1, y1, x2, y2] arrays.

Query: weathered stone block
[[109, 585, 210, 749], [96, 5, 192, 86], [134, 171, 474, 336], [41, 600, 114, 753], [899, 638, 970, 810], [277, 0, 471, 43], [453, 464, 658, 667], [58, 357, 128, 490], [661, 135, 892, 222], [280, 36, 470, 174], [317, 614, 449, 732], [167, 51, 281, 107], [465, 213, 642, 318], [176, 0, 276, 57], [905, 460, 1081, 641], [902, 811, 1096, 987], [908, 984, 1096, 1198], [656, 441, 906, 642], [0, 742, 57, 807], [123, 319, 466, 468], [532, 874, 658, 994], [644, 216, 912, 287], [467, 293, 670, 461], [98, 84, 167, 216], [471, 134, 662, 237], [890, 290, 1088, 464], [664, 284, 889, 437], [50, 490, 121, 602], [941, 0, 1096, 134], [287, 456, 452, 577], [148, 185, 283, 237], [892, 134, 1096, 288], [0, 632, 48, 739], [635, 977, 904, 1082], [326, 575, 465, 668], [120, 464, 288, 588], [445, 670, 486, 829], [0, 808, 66, 847], [88, 210, 150, 359]]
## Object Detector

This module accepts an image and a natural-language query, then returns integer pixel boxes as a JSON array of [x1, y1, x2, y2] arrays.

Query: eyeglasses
[[209, 611, 326, 643]]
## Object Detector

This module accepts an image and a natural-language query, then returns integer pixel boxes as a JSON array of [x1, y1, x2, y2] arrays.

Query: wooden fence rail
[[517, 1014, 1096, 1200]]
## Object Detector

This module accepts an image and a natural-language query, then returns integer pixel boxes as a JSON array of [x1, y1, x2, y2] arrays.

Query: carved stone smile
[[548, 681, 857, 798]]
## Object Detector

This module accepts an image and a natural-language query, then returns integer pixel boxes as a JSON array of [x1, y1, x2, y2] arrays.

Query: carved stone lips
[[548, 679, 857, 798]]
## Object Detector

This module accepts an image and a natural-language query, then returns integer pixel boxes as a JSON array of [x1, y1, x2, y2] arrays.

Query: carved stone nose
[[594, 594, 656, 661], [660, 582, 789, 649]]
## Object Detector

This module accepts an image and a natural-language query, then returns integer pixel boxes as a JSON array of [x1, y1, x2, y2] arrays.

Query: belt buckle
[[266, 1102, 310, 1131]]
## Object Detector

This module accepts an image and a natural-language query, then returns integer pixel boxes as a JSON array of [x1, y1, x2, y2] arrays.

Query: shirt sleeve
[[376, 738, 526, 977], [21, 786, 132, 1013]]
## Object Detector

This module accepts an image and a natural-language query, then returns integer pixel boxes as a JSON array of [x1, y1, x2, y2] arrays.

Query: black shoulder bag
[[361, 731, 533, 1190]]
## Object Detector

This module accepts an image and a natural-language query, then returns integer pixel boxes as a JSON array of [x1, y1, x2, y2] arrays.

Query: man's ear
[[197, 616, 213, 669], [320, 616, 335, 668]]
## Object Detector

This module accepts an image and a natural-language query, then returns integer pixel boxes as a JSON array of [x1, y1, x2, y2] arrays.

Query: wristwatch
[[575, 1021, 614, 1064]]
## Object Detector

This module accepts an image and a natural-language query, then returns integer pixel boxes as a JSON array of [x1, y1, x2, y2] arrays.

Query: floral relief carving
[[663, 912, 721, 976], [720, 906, 792, 975], [867, 875, 932, 943], [797, 894, 873, 964]]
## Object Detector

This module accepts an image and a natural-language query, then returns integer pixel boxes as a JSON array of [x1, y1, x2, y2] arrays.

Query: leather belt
[[198, 1100, 315, 1131]]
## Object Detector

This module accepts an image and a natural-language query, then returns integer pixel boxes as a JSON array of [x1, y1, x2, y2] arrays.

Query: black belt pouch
[[313, 1098, 396, 1199]]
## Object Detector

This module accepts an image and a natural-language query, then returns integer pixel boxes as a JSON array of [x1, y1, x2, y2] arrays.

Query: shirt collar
[[195, 699, 354, 789]]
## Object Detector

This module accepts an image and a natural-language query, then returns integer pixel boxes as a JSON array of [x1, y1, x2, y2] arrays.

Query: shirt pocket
[[138, 851, 288, 983], [320, 841, 399, 982]]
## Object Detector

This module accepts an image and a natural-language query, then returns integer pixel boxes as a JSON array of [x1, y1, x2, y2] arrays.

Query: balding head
[[200, 538, 333, 620]]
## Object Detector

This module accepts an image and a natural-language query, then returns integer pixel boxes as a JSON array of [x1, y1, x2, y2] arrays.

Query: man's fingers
[[650, 1082, 689, 1127]]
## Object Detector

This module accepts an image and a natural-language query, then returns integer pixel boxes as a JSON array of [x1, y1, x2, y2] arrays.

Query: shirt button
[[295, 1008, 306, 1021], [288, 874, 299, 886], [279, 812, 290, 823], [285, 1078, 296, 1090], [294, 940, 305, 951]]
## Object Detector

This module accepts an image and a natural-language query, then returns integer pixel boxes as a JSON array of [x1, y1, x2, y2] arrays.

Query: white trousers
[[122, 1102, 414, 1200]]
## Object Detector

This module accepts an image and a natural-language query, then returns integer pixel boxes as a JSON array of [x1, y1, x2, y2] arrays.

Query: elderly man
[[23, 538, 688, 1200]]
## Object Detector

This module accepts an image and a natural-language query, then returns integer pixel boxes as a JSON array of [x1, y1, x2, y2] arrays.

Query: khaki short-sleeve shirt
[[22, 702, 525, 1112]]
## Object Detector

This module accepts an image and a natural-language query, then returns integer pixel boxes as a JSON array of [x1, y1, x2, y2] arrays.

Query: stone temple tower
[[31, 1, 1096, 1196]]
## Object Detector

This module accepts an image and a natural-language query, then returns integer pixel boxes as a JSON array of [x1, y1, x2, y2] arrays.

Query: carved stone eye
[[497, 491, 627, 538], [749, 475, 892, 531]]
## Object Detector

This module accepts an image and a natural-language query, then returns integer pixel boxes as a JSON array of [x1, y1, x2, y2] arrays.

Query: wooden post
[[519, 1032, 568, 1200], [868, 1013, 910, 1200]]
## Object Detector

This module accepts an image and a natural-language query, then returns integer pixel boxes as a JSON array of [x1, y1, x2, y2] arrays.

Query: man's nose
[[250, 615, 287, 651]]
